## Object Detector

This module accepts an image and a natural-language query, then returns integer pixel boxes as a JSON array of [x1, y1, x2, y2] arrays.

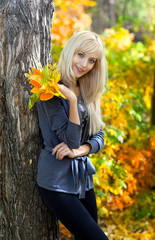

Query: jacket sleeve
[[38, 97, 82, 149], [86, 128, 104, 154]]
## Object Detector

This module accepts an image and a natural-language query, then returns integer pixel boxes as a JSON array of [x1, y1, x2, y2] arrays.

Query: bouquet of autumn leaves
[[25, 63, 65, 110]]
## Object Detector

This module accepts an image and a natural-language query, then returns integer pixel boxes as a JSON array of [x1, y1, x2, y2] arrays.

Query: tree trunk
[[0, 1, 59, 239], [91, 0, 117, 34]]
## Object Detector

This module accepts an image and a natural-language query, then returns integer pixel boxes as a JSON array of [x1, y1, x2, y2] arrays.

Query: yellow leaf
[[29, 159, 32, 165], [31, 87, 41, 94], [28, 75, 42, 82]]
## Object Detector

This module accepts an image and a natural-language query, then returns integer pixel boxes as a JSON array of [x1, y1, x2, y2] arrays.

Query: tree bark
[[0, 0, 59, 239]]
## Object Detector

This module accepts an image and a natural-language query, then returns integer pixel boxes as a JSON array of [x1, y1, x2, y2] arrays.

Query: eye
[[89, 58, 96, 64], [78, 52, 84, 57]]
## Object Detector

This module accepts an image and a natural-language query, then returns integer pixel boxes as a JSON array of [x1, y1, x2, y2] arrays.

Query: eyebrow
[[89, 57, 97, 61]]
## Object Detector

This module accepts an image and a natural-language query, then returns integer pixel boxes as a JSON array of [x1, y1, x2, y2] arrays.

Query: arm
[[51, 84, 104, 159], [38, 87, 82, 148], [52, 128, 104, 160], [52, 142, 91, 160], [85, 128, 104, 154], [58, 84, 80, 126]]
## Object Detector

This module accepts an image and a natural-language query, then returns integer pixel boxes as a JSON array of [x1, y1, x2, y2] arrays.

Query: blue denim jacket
[[36, 96, 104, 198]]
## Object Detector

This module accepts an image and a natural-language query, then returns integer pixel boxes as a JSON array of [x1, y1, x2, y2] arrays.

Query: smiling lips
[[76, 65, 84, 73]]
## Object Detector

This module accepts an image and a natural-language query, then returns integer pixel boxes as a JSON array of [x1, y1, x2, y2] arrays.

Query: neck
[[74, 84, 80, 97]]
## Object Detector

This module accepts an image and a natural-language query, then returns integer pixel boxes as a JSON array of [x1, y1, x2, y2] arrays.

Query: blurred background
[[51, 1, 155, 239]]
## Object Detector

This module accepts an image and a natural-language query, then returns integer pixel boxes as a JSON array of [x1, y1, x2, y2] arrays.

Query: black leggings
[[39, 187, 109, 240]]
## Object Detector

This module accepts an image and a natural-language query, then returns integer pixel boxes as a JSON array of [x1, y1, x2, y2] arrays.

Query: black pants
[[39, 187, 109, 240]]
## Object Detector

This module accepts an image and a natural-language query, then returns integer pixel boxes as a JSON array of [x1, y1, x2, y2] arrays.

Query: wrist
[[68, 94, 77, 104], [72, 149, 78, 158], [72, 144, 91, 158]]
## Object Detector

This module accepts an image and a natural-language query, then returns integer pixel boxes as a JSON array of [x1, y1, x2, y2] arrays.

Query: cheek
[[72, 58, 75, 66], [87, 64, 95, 72], [72, 55, 79, 65]]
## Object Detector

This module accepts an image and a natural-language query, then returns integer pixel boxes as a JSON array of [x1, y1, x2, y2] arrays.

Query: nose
[[81, 58, 88, 68]]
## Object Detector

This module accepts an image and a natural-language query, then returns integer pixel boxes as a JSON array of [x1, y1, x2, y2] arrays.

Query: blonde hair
[[58, 31, 108, 135]]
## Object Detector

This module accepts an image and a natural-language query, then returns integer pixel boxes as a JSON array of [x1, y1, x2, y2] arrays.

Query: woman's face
[[72, 51, 97, 79]]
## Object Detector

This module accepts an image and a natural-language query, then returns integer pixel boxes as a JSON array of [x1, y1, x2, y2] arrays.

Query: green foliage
[[51, 41, 63, 63], [128, 192, 155, 220], [101, 27, 154, 147], [91, 27, 155, 216], [28, 93, 40, 110], [116, 0, 155, 32]]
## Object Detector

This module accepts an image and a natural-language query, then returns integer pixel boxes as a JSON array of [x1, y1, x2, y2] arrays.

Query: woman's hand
[[52, 142, 76, 160], [52, 142, 92, 160], [58, 84, 77, 103], [58, 84, 80, 125]]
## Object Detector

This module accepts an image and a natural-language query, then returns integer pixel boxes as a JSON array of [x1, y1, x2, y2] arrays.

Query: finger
[[52, 142, 66, 155], [58, 84, 76, 101], [54, 144, 67, 156], [54, 145, 67, 159], [56, 148, 70, 160], [58, 85, 66, 97]]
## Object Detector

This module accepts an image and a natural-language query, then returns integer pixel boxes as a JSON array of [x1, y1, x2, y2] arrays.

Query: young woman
[[37, 30, 109, 240]]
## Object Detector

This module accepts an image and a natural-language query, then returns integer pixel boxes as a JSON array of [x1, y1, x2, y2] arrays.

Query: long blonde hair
[[58, 31, 108, 135]]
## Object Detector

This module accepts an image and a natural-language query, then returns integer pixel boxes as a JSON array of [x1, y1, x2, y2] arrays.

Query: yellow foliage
[[150, 134, 155, 150], [106, 217, 155, 240], [50, 3, 155, 235], [148, 40, 155, 56], [117, 145, 154, 189], [102, 28, 134, 50], [52, 0, 96, 43], [143, 85, 153, 109], [93, 134, 155, 213], [26, 64, 65, 109], [59, 221, 72, 239]]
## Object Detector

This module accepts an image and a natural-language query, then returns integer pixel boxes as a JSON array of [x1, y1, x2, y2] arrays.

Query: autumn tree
[[152, 72, 155, 125], [51, 0, 96, 62], [0, 1, 58, 239], [91, 0, 155, 41]]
